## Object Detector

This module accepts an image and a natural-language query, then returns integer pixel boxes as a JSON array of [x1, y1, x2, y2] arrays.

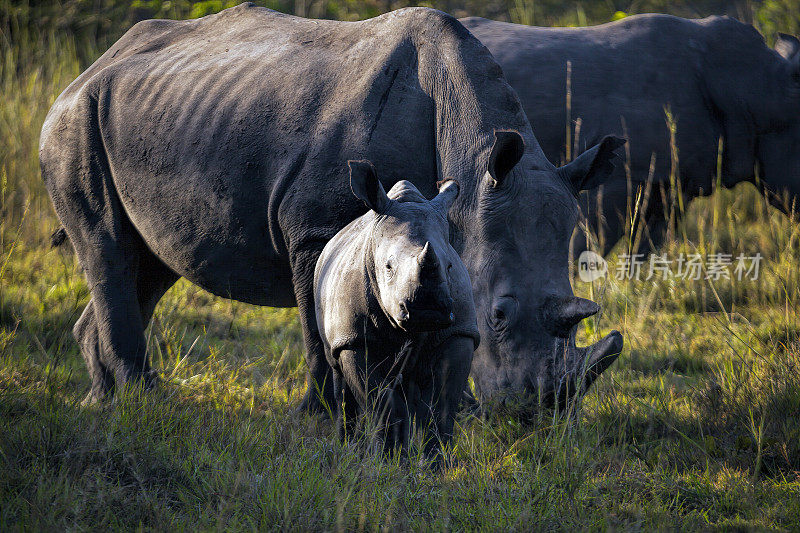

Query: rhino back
[[41, 5, 445, 304], [463, 14, 775, 192]]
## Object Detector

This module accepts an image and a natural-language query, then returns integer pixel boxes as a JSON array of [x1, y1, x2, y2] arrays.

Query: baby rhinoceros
[[314, 160, 479, 462]]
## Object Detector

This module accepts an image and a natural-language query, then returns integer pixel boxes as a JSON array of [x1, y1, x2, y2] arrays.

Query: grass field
[[2, 7, 800, 531]]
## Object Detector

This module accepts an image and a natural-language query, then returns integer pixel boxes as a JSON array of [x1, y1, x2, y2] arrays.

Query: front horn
[[572, 330, 624, 392], [540, 296, 600, 338]]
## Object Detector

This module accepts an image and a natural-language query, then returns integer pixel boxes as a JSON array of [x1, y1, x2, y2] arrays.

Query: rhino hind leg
[[43, 94, 178, 401], [134, 250, 180, 335], [57, 180, 177, 400], [74, 301, 115, 404], [73, 242, 178, 403]]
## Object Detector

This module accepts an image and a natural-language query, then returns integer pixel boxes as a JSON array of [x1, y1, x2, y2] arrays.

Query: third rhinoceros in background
[[315, 162, 475, 459], [463, 14, 800, 257]]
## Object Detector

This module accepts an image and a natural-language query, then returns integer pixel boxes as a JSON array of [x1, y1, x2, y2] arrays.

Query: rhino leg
[[413, 335, 473, 465], [74, 243, 178, 403], [74, 301, 115, 404], [333, 367, 359, 442], [336, 347, 411, 456], [572, 179, 675, 259], [376, 387, 410, 458], [134, 252, 180, 336], [634, 214, 668, 257], [290, 245, 335, 416]]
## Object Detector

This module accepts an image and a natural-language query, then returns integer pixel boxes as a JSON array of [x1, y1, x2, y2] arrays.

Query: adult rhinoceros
[[462, 14, 800, 256], [40, 4, 624, 415]]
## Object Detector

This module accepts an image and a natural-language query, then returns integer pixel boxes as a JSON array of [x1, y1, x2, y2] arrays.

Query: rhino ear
[[488, 130, 525, 187], [431, 179, 460, 215], [776, 33, 800, 60], [349, 160, 390, 213], [560, 135, 626, 193]]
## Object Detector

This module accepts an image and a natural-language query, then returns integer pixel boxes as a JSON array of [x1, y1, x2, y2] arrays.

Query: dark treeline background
[[2, 0, 799, 68]]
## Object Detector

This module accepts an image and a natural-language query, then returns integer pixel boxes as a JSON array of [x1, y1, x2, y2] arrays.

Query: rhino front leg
[[337, 347, 411, 456], [414, 335, 473, 465], [290, 245, 335, 416], [333, 367, 359, 442], [572, 183, 629, 258], [633, 214, 668, 257], [375, 386, 410, 458]]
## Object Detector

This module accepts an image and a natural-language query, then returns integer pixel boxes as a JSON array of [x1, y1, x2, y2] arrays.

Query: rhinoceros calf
[[462, 15, 800, 257], [315, 162, 476, 457], [41, 4, 624, 417]]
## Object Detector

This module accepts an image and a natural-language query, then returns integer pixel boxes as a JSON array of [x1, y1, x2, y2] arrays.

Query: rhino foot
[[295, 388, 334, 419], [81, 390, 107, 407]]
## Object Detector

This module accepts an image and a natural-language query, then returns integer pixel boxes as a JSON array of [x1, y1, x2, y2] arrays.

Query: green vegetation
[[2, 0, 800, 530]]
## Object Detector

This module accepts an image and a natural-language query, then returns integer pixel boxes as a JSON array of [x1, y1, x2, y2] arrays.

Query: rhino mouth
[[397, 300, 455, 332], [397, 309, 455, 332], [481, 329, 623, 421]]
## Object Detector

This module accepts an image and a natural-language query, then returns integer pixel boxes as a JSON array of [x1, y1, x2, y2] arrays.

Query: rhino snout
[[397, 295, 455, 331]]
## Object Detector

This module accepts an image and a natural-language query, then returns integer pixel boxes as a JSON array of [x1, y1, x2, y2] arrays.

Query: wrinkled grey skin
[[315, 163, 476, 457], [40, 4, 623, 416], [463, 15, 800, 257]]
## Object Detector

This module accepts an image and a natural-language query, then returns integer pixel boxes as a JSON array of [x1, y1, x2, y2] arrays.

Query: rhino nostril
[[398, 300, 409, 320]]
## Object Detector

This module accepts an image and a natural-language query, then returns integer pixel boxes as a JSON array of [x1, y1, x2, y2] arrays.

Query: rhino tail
[[50, 227, 68, 248]]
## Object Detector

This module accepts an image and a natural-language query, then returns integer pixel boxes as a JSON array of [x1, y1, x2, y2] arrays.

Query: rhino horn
[[541, 296, 600, 338], [571, 330, 623, 392], [417, 242, 439, 272]]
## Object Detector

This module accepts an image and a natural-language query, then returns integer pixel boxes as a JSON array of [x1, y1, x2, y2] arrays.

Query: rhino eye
[[447, 263, 453, 272], [490, 309, 507, 332], [489, 296, 518, 332]]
